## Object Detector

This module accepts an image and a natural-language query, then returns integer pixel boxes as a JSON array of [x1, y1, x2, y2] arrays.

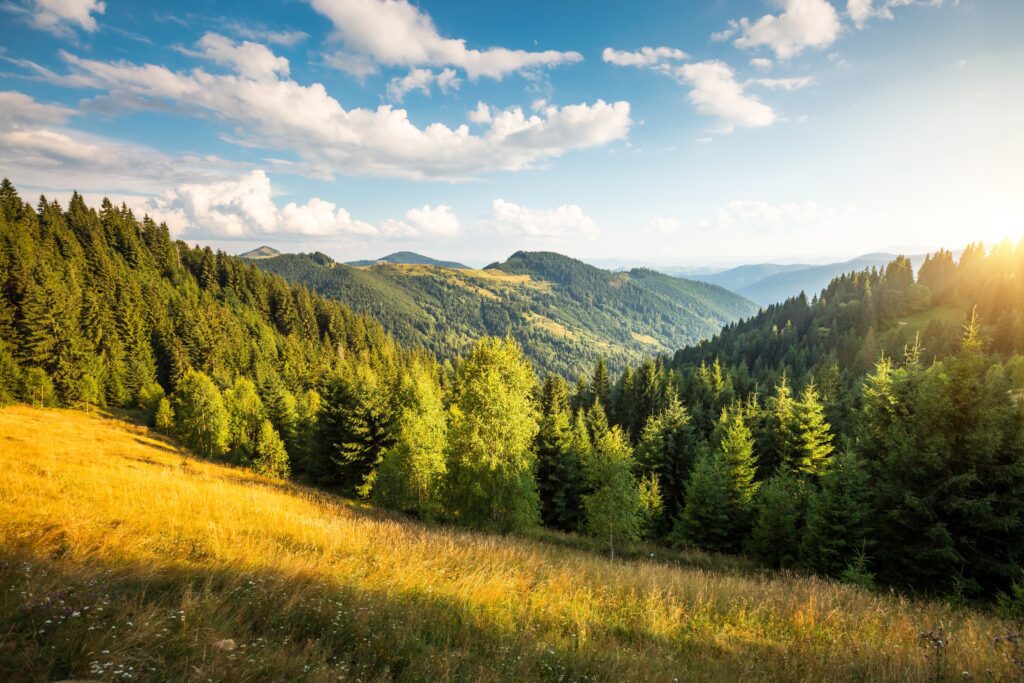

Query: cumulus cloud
[[17, 0, 106, 35], [848, 0, 944, 29], [310, 0, 582, 80], [381, 204, 461, 238], [677, 61, 776, 133], [149, 171, 377, 238], [386, 67, 460, 102], [730, 0, 842, 59], [149, 170, 461, 240], [602, 46, 688, 70], [483, 199, 597, 238], [57, 35, 631, 180], [467, 101, 491, 124], [750, 57, 774, 70], [191, 32, 290, 80], [0, 90, 260, 200]]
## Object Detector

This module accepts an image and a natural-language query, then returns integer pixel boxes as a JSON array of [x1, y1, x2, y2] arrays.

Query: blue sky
[[0, 0, 1021, 267]]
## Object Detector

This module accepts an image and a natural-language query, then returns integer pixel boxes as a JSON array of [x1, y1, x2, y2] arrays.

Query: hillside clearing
[[0, 406, 1019, 681]]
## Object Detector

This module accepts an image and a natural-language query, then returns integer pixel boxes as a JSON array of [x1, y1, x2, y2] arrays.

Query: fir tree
[[535, 374, 584, 531], [800, 450, 874, 576], [672, 450, 735, 553], [792, 383, 834, 478]]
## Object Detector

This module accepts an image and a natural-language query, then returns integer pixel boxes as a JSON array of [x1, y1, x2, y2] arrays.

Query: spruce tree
[[535, 374, 584, 530], [800, 450, 874, 576], [792, 383, 834, 478], [633, 393, 699, 535], [672, 450, 735, 553], [747, 473, 805, 569]]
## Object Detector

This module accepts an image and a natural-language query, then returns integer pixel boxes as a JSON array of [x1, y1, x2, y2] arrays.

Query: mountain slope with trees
[[255, 250, 758, 379]]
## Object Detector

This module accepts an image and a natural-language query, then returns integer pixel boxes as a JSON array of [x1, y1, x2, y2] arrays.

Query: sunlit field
[[1, 405, 1020, 681]]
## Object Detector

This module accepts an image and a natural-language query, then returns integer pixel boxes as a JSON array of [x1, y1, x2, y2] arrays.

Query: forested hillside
[[3, 179, 1024, 605], [256, 250, 757, 379], [344, 250, 469, 269]]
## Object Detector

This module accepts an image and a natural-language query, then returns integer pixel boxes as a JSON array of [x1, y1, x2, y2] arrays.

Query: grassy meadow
[[1, 405, 1021, 681]]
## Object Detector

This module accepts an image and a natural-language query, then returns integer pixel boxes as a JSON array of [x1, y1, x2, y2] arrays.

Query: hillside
[[238, 245, 282, 259], [1, 405, 1019, 682], [345, 250, 470, 269], [255, 250, 758, 379]]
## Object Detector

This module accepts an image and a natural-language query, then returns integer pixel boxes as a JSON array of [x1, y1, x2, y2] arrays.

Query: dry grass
[[0, 406, 1020, 682]]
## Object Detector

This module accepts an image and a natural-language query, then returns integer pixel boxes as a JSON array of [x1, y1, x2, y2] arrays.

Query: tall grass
[[0, 405, 1019, 681]]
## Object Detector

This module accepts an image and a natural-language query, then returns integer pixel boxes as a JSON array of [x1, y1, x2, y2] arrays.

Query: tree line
[[2, 179, 1023, 603]]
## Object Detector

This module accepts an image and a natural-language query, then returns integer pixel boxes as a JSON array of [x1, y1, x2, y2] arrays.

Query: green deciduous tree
[[582, 426, 642, 557], [253, 419, 290, 479], [172, 369, 229, 459], [444, 337, 540, 532]]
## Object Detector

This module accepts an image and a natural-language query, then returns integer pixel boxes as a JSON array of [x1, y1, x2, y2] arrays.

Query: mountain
[[686, 253, 929, 305], [239, 245, 281, 259], [254, 250, 758, 379], [345, 251, 469, 269]]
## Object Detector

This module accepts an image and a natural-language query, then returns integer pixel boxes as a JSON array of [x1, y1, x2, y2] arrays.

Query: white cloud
[[58, 37, 632, 181], [381, 204, 461, 238], [25, 0, 105, 35], [150, 170, 460, 240], [602, 46, 688, 69], [748, 76, 815, 91], [750, 57, 774, 70], [677, 61, 776, 133], [848, 0, 944, 29], [310, 0, 582, 80], [731, 0, 842, 59], [0, 90, 245, 195], [193, 32, 290, 80], [483, 199, 597, 238], [648, 217, 680, 235], [467, 101, 491, 124], [386, 67, 460, 102]]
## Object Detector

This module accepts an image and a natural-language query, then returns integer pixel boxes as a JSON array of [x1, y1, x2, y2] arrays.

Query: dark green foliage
[[634, 393, 700, 536], [535, 374, 585, 531], [747, 473, 806, 569], [672, 451, 736, 553], [800, 450, 873, 576]]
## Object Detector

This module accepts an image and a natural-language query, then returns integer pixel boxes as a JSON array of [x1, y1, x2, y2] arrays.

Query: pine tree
[[633, 393, 699, 536], [747, 473, 805, 569], [800, 450, 874, 576], [535, 374, 584, 531], [443, 337, 540, 532], [792, 383, 834, 478], [253, 420, 290, 479], [672, 450, 735, 553], [582, 426, 642, 557]]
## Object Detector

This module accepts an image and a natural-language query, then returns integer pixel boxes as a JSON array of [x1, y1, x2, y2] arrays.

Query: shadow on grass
[[0, 540, 800, 683]]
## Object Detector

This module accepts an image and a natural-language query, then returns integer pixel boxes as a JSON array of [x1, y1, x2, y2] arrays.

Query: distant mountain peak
[[345, 251, 469, 269], [239, 245, 281, 260]]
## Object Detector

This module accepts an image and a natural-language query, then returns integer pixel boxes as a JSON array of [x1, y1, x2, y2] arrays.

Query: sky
[[0, 0, 1021, 268]]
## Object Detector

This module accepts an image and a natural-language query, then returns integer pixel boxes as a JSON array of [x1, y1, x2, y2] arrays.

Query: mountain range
[[252, 250, 757, 379]]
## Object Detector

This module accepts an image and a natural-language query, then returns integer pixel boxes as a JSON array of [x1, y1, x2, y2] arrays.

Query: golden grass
[[630, 331, 664, 348], [0, 406, 1020, 681]]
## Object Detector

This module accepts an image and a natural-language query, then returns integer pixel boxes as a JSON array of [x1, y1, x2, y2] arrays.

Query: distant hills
[[688, 253, 928, 305], [253, 250, 757, 379], [345, 251, 470, 269], [239, 245, 282, 259]]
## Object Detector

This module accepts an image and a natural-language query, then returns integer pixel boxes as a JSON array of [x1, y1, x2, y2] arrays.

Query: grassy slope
[[1, 407, 1019, 682]]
